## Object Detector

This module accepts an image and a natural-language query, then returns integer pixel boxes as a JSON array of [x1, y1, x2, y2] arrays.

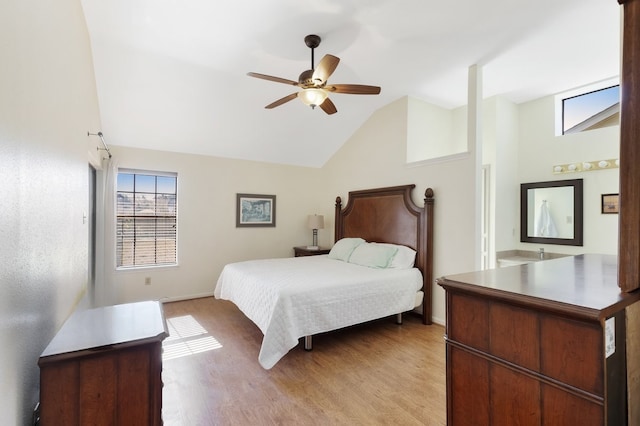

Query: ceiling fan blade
[[247, 72, 299, 86], [312, 54, 340, 85], [327, 84, 381, 95], [265, 93, 298, 109], [319, 97, 337, 115]]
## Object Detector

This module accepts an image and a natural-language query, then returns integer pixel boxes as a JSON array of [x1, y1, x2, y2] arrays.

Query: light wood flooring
[[161, 297, 446, 425]]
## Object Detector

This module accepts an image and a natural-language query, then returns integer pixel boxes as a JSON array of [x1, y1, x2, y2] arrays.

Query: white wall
[[406, 96, 467, 162], [107, 146, 323, 303], [484, 96, 520, 264], [0, 0, 103, 423], [516, 95, 620, 255]]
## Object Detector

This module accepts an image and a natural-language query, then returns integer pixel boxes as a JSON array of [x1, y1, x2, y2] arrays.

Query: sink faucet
[[539, 248, 544, 260]]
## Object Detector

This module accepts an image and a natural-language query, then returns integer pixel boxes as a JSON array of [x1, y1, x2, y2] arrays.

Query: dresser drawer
[[447, 292, 489, 352], [540, 315, 603, 396]]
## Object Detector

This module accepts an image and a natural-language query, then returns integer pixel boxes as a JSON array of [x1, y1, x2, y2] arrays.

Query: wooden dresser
[[437, 254, 640, 426], [38, 301, 168, 425]]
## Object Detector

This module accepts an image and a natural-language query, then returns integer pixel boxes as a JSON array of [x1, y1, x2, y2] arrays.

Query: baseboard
[[431, 316, 445, 326], [158, 292, 215, 304]]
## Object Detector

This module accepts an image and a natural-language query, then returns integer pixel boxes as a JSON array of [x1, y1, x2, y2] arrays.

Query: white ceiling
[[81, 0, 621, 168]]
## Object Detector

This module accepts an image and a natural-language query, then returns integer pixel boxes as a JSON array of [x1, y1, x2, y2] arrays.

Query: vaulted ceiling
[[81, 0, 620, 167]]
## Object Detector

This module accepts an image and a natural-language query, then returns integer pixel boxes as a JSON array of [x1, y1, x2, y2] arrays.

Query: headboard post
[[334, 196, 343, 244], [422, 188, 435, 324]]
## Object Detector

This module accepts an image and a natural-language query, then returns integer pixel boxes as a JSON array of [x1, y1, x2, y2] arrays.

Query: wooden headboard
[[334, 185, 435, 324]]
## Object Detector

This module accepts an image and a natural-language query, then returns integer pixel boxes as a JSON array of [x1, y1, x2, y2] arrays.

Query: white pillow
[[328, 238, 365, 261], [372, 243, 417, 269], [348, 243, 398, 268]]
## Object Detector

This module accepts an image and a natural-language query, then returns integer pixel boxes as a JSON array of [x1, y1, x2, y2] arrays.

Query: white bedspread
[[214, 255, 423, 369]]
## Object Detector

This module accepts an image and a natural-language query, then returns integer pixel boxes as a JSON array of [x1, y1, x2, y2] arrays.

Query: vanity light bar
[[552, 158, 619, 174]]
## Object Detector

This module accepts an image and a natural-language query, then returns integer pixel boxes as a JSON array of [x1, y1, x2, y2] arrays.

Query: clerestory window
[[557, 81, 619, 135]]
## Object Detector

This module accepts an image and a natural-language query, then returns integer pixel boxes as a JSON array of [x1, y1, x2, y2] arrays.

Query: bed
[[214, 184, 434, 369]]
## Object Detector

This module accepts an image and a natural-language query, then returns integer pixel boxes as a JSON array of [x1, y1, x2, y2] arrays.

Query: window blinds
[[116, 171, 177, 268]]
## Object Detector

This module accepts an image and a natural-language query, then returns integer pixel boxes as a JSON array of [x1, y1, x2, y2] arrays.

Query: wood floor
[[161, 297, 446, 425]]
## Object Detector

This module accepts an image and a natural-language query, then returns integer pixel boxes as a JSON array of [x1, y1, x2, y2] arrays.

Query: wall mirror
[[520, 179, 583, 246]]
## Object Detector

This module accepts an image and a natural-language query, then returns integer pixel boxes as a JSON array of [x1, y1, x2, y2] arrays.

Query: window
[[116, 170, 177, 268], [556, 80, 620, 135]]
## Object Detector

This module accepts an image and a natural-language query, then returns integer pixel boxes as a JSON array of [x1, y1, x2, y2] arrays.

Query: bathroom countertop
[[496, 249, 570, 267]]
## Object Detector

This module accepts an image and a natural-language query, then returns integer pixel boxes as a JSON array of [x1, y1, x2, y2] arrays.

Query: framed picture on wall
[[601, 193, 619, 214], [236, 193, 276, 227]]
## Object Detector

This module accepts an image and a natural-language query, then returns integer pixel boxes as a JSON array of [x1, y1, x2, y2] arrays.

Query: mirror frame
[[520, 178, 583, 246]]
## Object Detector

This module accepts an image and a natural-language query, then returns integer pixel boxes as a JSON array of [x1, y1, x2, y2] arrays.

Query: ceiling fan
[[247, 34, 381, 115]]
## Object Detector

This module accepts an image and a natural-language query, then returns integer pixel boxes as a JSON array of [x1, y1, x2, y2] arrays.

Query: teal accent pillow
[[348, 243, 399, 269], [328, 238, 365, 261]]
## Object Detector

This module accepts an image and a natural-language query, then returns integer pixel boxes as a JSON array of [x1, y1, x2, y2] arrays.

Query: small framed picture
[[601, 193, 619, 214], [236, 194, 276, 227]]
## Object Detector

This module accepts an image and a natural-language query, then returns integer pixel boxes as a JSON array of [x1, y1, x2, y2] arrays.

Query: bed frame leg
[[396, 313, 403, 324], [304, 335, 313, 351]]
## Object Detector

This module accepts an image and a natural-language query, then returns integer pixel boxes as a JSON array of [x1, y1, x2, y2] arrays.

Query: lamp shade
[[307, 214, 324, 230], [298, 88, 328, 107]]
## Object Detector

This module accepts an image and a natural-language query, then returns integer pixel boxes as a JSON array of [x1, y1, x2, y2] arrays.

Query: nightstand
[[293, 246, 330, 257]]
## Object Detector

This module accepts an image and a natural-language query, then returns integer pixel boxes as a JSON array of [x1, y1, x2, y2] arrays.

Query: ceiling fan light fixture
[[298, 88, 328, 108], [248, 34, 380, 114]]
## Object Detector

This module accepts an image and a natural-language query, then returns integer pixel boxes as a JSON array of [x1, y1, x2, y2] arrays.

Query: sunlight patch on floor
[[163, 315, 222, 361]]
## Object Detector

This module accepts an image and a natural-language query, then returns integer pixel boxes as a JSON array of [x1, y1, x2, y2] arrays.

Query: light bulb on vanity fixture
[[553, 158, 619, 174], [306, 214, 325, 250]]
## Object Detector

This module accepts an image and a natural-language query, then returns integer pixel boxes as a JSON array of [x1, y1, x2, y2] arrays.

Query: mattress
[[214, 255, 423, 369]]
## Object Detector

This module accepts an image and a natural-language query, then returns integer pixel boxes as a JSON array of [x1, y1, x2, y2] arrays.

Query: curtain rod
[[88, 131, 112, 159]]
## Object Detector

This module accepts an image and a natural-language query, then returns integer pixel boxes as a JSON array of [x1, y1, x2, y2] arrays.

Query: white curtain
[[94, 155, 118, 306]]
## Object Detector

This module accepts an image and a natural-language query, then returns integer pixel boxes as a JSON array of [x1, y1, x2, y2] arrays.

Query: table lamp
[[306, 214, 324, 250]]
